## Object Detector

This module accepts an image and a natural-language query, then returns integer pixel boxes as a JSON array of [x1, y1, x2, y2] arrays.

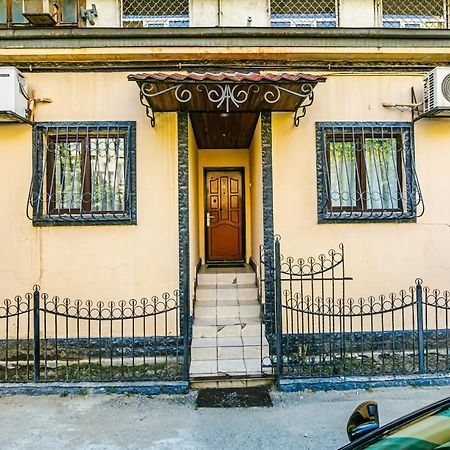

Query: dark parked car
[[339, 396, 450, 449]]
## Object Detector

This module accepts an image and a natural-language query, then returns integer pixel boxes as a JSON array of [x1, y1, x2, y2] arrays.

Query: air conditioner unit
[[423, 67, 450, 116], [0, 67, 29, 123], [23, 0, 58, 26]]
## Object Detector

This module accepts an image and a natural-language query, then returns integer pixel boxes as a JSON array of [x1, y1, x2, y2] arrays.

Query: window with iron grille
[[30, 122, 136, 226], [316, 122, 424, 222], [270, 0, 338, 27], [378, 0, 448, 29], [122, 0, 189, 28]]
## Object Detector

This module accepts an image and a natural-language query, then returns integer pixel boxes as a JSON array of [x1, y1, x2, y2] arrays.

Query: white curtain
[[329, 141, 357, 208]]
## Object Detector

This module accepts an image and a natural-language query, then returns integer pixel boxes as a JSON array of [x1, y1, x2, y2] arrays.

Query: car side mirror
[[347, 401, 380, 442]]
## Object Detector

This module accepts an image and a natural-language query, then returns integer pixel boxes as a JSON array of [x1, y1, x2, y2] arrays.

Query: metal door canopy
[[129, 71, 325, 113], [129, 72, 325, 144]]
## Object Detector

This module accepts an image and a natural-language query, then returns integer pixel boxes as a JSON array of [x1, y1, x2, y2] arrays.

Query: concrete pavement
[[1, 385, 449, 449]]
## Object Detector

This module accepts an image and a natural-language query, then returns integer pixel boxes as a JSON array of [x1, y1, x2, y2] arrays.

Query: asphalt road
[[1, 385, 450, 449]]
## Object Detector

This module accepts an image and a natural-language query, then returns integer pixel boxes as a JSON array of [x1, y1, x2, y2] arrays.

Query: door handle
[[206, 213, 213, 227]]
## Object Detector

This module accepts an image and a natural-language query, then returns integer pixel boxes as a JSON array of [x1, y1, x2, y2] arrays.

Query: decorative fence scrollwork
[[259, 239, 450, 382], [0, 287, 188, 383]]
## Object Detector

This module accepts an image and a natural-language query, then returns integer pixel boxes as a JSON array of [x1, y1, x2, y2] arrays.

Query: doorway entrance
[[205, 168, 245, 263]]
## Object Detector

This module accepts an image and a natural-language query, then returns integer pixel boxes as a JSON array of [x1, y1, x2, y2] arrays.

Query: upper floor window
[[379, 0, 447, 29], [31, 122, 137, 226], [0, 0, 82, 27], [122, 0, 189, 28], [270, 0, 338, 28], [316, 122, 423, 223]]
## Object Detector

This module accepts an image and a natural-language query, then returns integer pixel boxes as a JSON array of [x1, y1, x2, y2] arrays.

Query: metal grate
[[316, 122, 424, 222], [29, 122, 136, 225], [122, 0, 189, 28], [379, 0, 448, 29], [270, 0, 338, 27]]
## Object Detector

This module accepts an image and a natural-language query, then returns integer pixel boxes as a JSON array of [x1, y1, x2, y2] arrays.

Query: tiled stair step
[[190, 378, 274, 389], [195, 284, 258, 301], [192, 336, 264, 348], [192, 324, 264, 338], [193, 317, 262, 326], [191, 344, 269, 361], [190, 358, 271, 377], [191, 336, 270, 359], [191, 267, 268, 379], [194, 300, 259, 307], [197, 272, 256, 287], [192, 318, 263, 338], [195, 304, 261, 319]]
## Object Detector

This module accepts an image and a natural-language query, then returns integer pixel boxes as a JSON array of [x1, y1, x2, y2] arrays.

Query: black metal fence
[[259, 239, 450, 381], [0, 286, 189, 383]]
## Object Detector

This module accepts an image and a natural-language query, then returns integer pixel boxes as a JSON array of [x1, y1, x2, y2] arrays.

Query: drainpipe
[[217, 0, 223, 26]]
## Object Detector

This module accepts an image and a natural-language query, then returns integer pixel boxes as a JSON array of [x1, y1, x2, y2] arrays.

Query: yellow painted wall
[[249, 118, 263, 267], [2, 71, 450, 305], [197, 149, 252, 263], [272, 73, 450, 298], [0, 72, 180, 301], [188, 117, 200, 310]]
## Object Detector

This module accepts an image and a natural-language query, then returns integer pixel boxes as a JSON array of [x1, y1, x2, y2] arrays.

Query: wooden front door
[[205, 169, 244, 262]]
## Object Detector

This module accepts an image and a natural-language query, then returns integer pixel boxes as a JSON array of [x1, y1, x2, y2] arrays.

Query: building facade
[[1, 0, 450, 387]]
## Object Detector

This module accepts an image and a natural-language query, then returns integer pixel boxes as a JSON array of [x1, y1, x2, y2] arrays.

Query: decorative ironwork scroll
[[140, 91, 155, 127], [196, 84, 259, 112], [294, 92, 314, 127], [139, 81, 317, 125]]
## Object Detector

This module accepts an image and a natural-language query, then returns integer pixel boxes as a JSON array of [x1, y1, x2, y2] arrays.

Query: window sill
[[32, 215, 137, 227], [318, 212, 417, 224]]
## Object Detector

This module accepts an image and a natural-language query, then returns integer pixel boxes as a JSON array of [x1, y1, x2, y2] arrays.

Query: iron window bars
[[270, 0, 339, 27], [122, 0, 189, 28], [30, 122, 136, 226], [378, 0, 448, 29], [316, 122, 424, 222]]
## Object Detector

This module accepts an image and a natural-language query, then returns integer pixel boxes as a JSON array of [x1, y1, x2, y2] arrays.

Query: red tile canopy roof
[[128, 71, 325, 113], [128, 71, 325, 83]]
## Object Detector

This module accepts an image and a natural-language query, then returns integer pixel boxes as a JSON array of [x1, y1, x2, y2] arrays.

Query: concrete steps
[[190, 265, 271, 380]]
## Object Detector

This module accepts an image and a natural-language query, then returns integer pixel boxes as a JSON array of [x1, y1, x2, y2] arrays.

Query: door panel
[[206, 170, 244, 262]]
